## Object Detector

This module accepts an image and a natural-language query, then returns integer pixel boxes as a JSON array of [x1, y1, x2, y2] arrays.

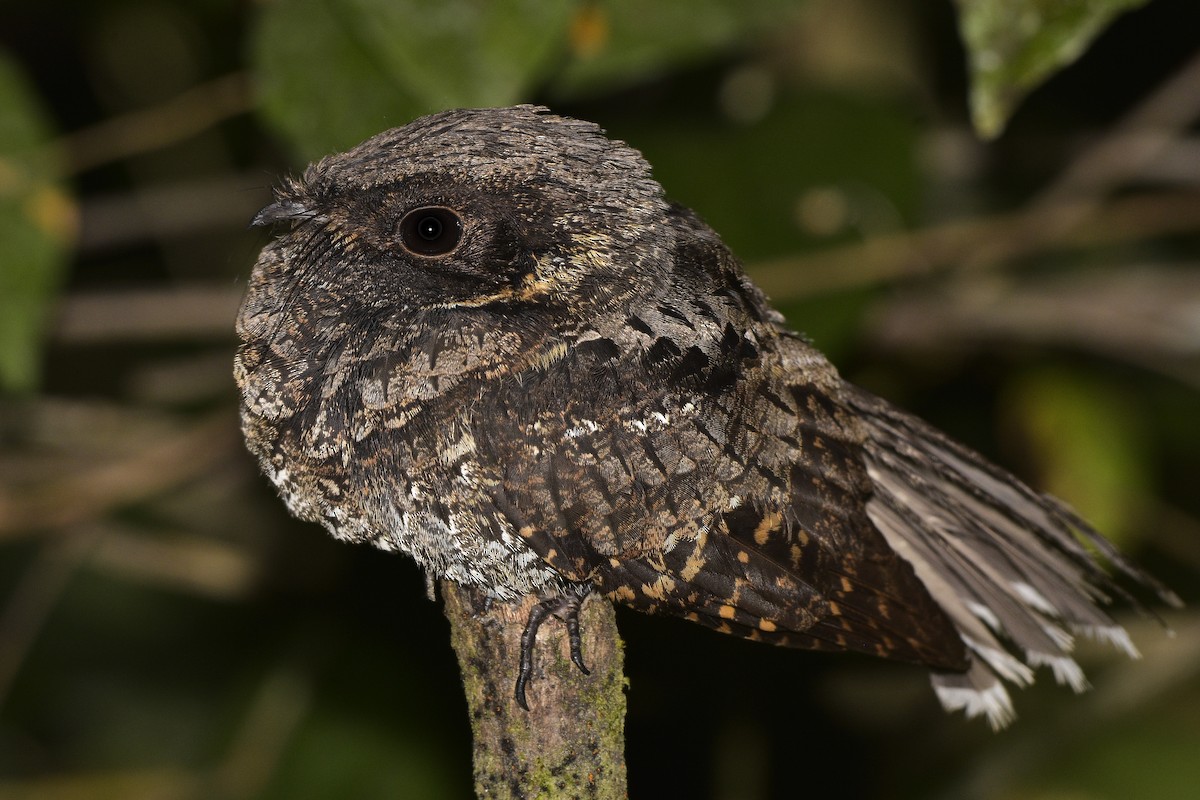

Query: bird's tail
[[843, 385, 1180, 729]]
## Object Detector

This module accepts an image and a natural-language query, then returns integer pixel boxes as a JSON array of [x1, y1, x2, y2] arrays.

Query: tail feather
[[931, 662, 1016, 731], [869, 468, 1073, 658], [843, 385, 1178, 728]]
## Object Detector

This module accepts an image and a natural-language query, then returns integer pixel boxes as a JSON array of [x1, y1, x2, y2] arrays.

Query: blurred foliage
[[955, 0, 1150, 137], [2, 0, 1200, 798], [254, 0, 803, 161], [1002, 367, 1151, 545], [0, 54, 73, 393], [549, 0, 801, 95], [254, 0, 577, 161]]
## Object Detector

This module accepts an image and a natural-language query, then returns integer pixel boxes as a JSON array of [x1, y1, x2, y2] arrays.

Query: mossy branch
[[442, 582, 628, 799]]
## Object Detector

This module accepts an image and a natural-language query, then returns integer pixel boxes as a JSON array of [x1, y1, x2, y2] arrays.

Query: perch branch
[[442, 582, 628, 799]]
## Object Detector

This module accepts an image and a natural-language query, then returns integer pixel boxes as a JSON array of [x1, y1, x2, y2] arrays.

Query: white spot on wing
[[565, 419, 600, 438]]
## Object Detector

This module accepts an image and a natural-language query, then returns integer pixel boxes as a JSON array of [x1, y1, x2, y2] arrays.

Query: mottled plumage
[[235, 105, 1177, 728]]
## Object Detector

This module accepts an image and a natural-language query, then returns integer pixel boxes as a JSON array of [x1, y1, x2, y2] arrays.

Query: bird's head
[[237, 106, 673, 358]]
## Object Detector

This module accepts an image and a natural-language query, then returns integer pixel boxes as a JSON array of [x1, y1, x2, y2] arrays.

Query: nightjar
[[235, 105, 1177, 728]]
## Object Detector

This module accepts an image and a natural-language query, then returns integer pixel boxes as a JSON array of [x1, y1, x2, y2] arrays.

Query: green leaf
[[252, 0, 576, 162], [554, 0, 804, 96], [1003, 368, 1150, 546], [0, 51, 73, 394], [954, 0, 1149, 138]]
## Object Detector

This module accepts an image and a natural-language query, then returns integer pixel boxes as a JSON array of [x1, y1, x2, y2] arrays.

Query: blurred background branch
[[61, 72, 253, 176]]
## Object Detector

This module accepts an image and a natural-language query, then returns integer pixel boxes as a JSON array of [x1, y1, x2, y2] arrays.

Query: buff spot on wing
[[679, 532, 709, 581], [753, 510, 783, 546], [613, 585, 636, 602], [641, 575, 677, 600], [728, 581, 744, 606]]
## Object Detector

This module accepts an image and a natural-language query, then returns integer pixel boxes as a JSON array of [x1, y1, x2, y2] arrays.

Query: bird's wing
[[483, 328, 971, 675]]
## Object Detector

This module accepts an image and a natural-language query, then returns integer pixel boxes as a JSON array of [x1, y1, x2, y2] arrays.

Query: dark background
[[2, 1, 1199, 798]]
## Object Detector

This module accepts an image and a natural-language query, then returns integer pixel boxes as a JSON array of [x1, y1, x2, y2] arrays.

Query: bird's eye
[[398, 206, 463, 256]]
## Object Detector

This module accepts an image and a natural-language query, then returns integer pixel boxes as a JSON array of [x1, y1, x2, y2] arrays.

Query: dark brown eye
[[398, 206, 462, 256]]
